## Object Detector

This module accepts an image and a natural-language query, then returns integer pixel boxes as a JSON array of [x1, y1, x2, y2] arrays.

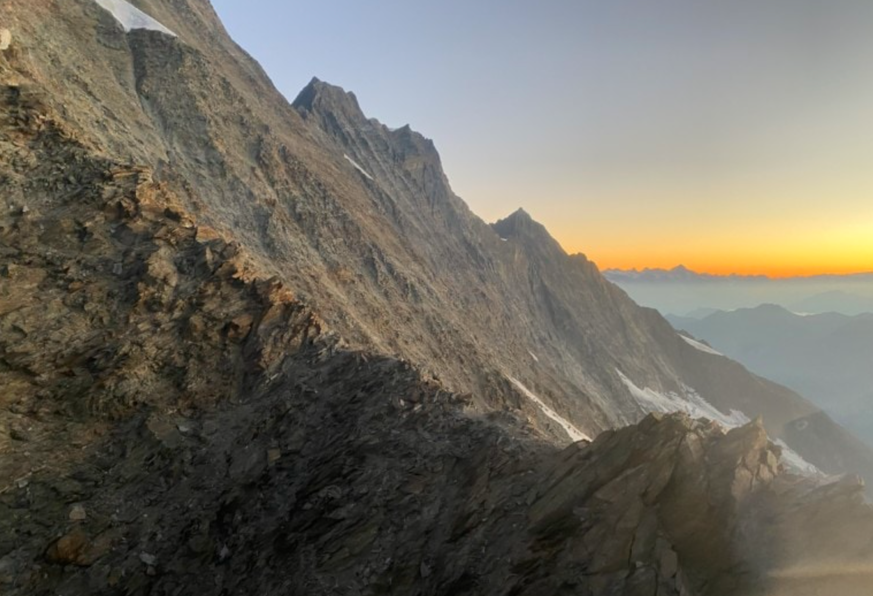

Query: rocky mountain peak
[[492, 208, 566, 256], [292, 76, 367, 123], [493, 208, 539, 234], [508, 206, 533, 222], [388, 123, 441, 164]]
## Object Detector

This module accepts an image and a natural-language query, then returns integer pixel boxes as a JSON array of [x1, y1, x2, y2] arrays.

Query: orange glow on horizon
[[551, 207, 873, 279], [560, 239, 873, 279], [471, 164, 873, 281], [582, 257, 873, 279]]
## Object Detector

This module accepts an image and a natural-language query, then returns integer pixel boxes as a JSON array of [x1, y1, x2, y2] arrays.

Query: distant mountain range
[[604, 266, 873, 316], [668, 305, 873, 445], [604, 265, 873, 284], [791, 290, 873, 315]]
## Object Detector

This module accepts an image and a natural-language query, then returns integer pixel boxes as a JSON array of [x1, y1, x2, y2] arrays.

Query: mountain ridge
[[2, 2, 873, 594], [605, 267, 873, 316], [605, 265, 873, 283]]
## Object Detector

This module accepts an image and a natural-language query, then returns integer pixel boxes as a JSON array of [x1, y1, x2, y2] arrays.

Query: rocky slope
[[2, 1, 873, 594]]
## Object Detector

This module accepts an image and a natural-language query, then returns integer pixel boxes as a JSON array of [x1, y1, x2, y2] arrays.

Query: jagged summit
[[492, 208, 565, 255], [293, 78, 442, 169], [508, 206, 533, 221], [287, 76, 442, 184], [388, 122, 441, 163], [493, 207, 540, 232], [292, 76, 367, 121]]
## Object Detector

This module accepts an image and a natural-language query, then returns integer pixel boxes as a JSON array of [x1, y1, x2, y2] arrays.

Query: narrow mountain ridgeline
[[2, 1, 873, 595]]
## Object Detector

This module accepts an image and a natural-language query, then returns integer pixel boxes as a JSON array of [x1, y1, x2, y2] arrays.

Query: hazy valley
[[668, 305, 873, 446], [605, 266, 873, 317]]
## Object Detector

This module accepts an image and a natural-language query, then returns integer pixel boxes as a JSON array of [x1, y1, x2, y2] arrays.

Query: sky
[[211, 0, 873, 277]]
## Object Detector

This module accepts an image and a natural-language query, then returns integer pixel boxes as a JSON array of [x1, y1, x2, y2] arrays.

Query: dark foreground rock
[[5, 365, 873, 596]]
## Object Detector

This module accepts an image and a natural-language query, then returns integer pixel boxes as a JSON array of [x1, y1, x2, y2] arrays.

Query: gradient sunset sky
[[212, 0, 873, 277]]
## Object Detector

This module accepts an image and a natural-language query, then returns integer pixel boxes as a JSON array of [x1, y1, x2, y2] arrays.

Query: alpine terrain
[[668, 305, 873, 447], [2, 1, 873, 595]]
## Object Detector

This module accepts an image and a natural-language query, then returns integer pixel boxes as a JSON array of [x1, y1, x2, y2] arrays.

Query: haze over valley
[[669, 305, 873, 445], [606, 266, 873, 317]]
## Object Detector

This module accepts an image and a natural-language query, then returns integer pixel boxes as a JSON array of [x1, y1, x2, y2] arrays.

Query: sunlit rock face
[[1, 2, 873, 595]]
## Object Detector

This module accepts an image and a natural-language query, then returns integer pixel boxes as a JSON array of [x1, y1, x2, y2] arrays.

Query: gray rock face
[[1, 2, 873, 595]]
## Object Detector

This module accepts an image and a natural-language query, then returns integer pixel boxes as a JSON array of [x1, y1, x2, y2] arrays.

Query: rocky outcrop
[[6, 340, 873, 596], [0, 81, 324, 495]]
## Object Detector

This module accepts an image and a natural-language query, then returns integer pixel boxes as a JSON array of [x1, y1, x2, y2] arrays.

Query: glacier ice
[[507, 376, 591, 442], [617, 369, 749, 429], [92, 0, 176, 36], [617, 369, 825, 477], [680, 334, 724, 357], [343, 154, 374, 181]]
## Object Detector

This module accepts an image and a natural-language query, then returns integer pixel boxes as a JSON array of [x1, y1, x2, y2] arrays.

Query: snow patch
[[617, 369, 825, 478], [507, 376, 590, 442], [528, 350, 539, 363], [92, 0, 176, 36], [680, 334, 724, 356], [773, 439, 827, 478], [617, 369, 750, 429], [343, 154, 374, 181]]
